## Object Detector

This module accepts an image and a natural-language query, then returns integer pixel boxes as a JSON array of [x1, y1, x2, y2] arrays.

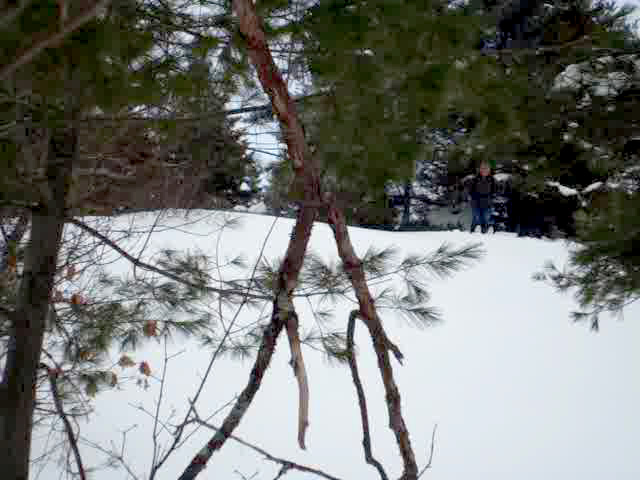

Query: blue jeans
[[471, 206, 490, 232]]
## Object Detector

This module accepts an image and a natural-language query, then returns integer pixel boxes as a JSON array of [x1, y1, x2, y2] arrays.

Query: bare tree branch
[[346, 310, 389, 480], [326, 201, 418, 480], [78, 426, 140, 480], [193, 418, 343, 480], [40, 363, 87, 480], [0, 0, 112, 81]]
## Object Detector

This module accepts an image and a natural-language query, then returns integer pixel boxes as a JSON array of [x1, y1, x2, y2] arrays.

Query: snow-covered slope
[[34, 211, 640, 480]]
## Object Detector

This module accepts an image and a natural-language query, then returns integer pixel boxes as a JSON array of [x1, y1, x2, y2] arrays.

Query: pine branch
[[68, 218, 272, 302], [0, 0, 112, 81], [0, 0, 34, 30]]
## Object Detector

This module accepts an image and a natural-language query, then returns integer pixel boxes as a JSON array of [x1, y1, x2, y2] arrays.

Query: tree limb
[[326, 201, 418, 480], [346, 310, 389, 480], [175, 0, 325, 476], [176, 208, 317, 480]]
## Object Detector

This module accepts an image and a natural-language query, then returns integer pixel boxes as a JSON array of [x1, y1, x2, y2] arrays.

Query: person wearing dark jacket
[[468, 162, 495, 234]]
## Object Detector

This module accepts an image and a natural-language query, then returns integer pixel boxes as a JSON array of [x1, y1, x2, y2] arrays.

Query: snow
[[33, 211, 640, 480], [547, 181, 579, 197], [493, 173, 512, 182], [583, 182, 604, 194], [552, 64, 586, 91], [248, 201, 268, 213]]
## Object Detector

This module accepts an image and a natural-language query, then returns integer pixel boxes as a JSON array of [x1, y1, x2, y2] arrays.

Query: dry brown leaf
[[118, 355, 136, 368], [139, 361, 151, 377], [143, 320, 157, 337]]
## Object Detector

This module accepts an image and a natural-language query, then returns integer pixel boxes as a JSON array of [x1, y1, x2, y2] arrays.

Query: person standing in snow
[[468, 161, 495, 234]]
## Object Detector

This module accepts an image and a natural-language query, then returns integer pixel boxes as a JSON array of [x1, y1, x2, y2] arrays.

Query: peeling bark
[[285, 310, 309, 449], [327, 203, 418, 480]]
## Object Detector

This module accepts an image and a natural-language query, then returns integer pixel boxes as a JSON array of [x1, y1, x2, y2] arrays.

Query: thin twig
[[151, 337, 173, 471], [417, 424, 438, 478], [78, 430, 140, 480]]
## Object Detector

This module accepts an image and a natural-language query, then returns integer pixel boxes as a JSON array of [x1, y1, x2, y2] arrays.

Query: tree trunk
[[0, 128, 72, 480]]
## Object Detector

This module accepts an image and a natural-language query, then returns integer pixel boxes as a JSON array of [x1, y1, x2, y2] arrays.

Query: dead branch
[[284, 309, 309, 449], [193, 418, 343, 480], [326, 202, 418, 480], [40, 363, 87, 480], [346, 310, 389, 480], [417, 424, 437, 479], [0, 0, 112, 81]]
